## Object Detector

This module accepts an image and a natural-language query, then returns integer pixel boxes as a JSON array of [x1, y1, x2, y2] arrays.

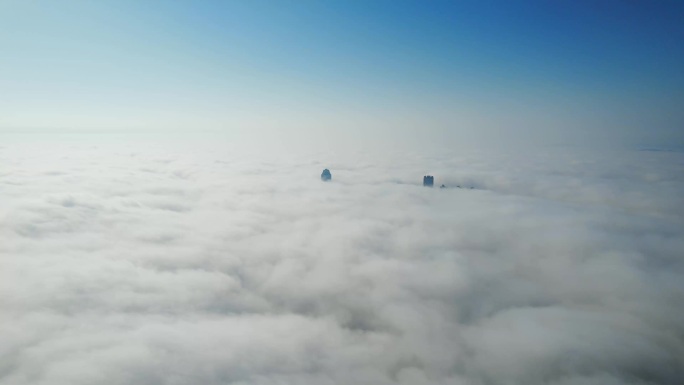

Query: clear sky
[[1, 0, 683, 149]]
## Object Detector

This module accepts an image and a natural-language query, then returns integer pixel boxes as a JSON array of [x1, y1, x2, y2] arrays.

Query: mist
[[1, 135, 682, 385]]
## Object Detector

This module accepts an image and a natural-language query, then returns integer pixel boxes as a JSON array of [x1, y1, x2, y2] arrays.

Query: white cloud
[[1, 140, 683, 385]]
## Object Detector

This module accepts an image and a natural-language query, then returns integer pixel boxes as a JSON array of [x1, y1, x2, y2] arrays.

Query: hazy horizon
[[2, 0, 683, 149], [2, 1, 683, 385]]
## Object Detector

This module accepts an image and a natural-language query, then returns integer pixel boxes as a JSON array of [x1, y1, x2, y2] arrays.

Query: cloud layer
[[1, 140, 683, 385]]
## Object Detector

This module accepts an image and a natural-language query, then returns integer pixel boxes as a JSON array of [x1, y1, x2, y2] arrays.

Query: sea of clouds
[[1, 137, 683, 385]]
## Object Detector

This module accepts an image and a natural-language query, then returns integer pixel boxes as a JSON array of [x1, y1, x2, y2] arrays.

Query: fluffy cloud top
[[1, 140, 683, 385]]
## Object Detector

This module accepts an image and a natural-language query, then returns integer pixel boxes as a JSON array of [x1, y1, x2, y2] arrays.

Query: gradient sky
[[1, 0, 683, 148]]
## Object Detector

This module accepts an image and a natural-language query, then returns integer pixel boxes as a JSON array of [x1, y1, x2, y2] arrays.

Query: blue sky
[[1, 0, 682, 148]]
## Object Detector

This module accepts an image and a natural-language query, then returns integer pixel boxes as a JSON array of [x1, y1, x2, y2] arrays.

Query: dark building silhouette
[[423, 175, 434, 187], [321, 169, 332, 181]]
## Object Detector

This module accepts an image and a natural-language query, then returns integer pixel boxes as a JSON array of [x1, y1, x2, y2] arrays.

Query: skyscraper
[[321, 169, 332, 181]]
